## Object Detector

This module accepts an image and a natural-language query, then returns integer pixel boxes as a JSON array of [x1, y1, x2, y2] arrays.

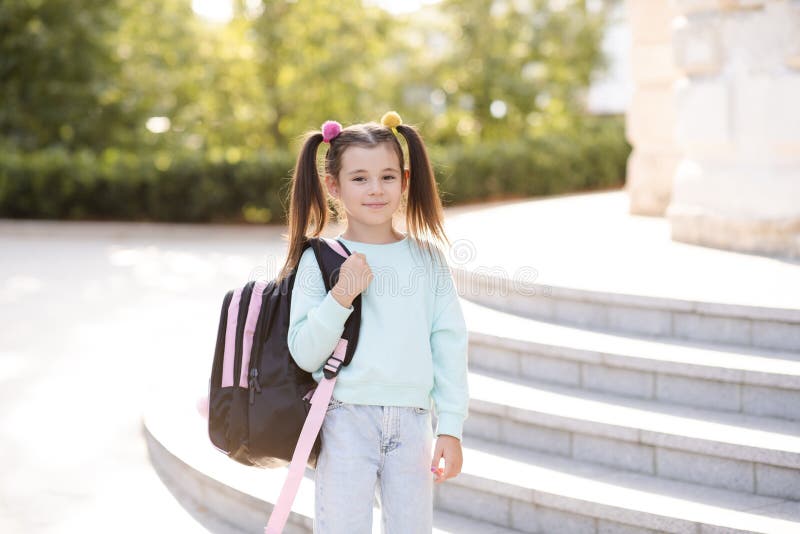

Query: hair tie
[[381, 111, 402, 131], [321, 120, 342, 143]]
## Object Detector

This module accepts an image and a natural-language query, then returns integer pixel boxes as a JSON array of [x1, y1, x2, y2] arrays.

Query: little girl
[[276, 111, 468, 533]]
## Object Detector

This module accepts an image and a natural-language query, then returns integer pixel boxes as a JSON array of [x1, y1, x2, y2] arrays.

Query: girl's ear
[[403, 169, 410, 193], [324, 174, 339, 199]]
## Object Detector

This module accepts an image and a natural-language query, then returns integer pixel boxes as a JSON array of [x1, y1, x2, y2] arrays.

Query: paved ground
[[0, 221, 301, 533], [441, 190, 800, 310]]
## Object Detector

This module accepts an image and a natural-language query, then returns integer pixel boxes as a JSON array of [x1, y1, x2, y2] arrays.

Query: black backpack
[[204, 236, 361, 532]]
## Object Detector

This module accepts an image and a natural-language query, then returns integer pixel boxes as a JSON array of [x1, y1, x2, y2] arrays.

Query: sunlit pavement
[[0, 220, 308, 533], [441, 189, 800, 310]]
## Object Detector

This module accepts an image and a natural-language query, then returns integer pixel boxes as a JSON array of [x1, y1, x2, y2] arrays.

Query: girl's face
[[325, 143, 409, 228]]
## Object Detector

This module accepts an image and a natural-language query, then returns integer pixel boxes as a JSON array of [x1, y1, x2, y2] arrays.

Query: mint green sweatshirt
[[287, 233, 469, 441]]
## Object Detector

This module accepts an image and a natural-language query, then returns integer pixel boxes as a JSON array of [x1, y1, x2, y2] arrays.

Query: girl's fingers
[[431, 460, 446, 483], [431, 443, 447, 482]]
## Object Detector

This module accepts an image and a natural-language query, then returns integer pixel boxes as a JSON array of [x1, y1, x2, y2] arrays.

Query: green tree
[[111, 0, 266, 158], [247, 0, 398, 151], [410, 0, 610, 144], [0, 0, 126, 150]]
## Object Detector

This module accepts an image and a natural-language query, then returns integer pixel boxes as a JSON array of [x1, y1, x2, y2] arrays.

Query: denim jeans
[[313, 397, 434, 534]]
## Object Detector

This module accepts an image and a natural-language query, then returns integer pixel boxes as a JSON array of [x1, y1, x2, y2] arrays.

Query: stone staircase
[[429, 272, 800, 533], [144, 281, 800, 533]]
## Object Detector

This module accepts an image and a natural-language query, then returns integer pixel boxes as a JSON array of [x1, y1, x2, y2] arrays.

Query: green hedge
[[0, 115, 630, 223], [430, 114, 631, 204], [0, 144, 296, 223]]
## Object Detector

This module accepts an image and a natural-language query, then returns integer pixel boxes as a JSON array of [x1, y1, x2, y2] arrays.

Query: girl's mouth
[[364, 203, 388, 209]]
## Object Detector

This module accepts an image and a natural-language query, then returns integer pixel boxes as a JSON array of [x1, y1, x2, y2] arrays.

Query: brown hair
[[276, 120, 451, 284]]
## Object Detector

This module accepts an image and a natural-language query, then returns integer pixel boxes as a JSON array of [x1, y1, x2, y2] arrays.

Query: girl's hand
[[431, 435, 463, 484], [332, 252, 373, 307]]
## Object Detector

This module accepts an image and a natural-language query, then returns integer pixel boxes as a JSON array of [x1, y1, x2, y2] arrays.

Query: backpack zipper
[[248, 367, 261, 405]]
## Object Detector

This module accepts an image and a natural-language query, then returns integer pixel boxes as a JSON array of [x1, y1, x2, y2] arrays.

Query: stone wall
[[626, 0, 800, 258]]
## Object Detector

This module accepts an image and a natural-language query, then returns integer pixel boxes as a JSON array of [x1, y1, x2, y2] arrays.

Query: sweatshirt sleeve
[[288, 247, 355, 373], [429, 253, 470, 441]]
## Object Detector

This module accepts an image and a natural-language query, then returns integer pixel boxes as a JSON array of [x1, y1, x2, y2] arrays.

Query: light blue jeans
[[313, 397, 434, 534]]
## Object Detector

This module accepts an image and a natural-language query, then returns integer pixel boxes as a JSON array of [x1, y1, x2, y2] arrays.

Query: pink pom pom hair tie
[[321, 120, 342, 143]]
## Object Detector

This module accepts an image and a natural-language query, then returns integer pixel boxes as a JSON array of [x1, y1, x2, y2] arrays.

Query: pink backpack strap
[[220, 287, 243, 387], [264, 338, 349, 534], [321, 236, 350, 258], [239, 280, 268, 387]]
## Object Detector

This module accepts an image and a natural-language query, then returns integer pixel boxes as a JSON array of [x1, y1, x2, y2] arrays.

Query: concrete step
[[142, 385, 524, 534], [456, 273, 800, 352], [440, 434, 800, 533], [461, 298, 800, 421], [456, 271, 800, 352], [466, 369, 800, 500]]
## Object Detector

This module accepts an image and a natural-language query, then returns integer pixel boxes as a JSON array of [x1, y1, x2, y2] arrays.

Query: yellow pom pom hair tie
[[380, 111, 402, 134]]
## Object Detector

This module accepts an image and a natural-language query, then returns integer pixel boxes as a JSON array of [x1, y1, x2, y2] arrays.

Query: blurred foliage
[[0, 114, 627, 222], [0, 140, 296, 222], [1, 0, 125, 151], [0, 0, 630, 223], [417, 0, 609, 144], [430, 114, 628, 202]]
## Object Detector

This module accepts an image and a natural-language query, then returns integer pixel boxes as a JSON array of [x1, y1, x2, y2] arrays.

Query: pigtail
[[277, 131, 328, 284], [395, 124, 452, 265]]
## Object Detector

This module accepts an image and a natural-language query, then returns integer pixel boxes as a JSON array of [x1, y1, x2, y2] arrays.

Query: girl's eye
[[353, 176, 396, 181]]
